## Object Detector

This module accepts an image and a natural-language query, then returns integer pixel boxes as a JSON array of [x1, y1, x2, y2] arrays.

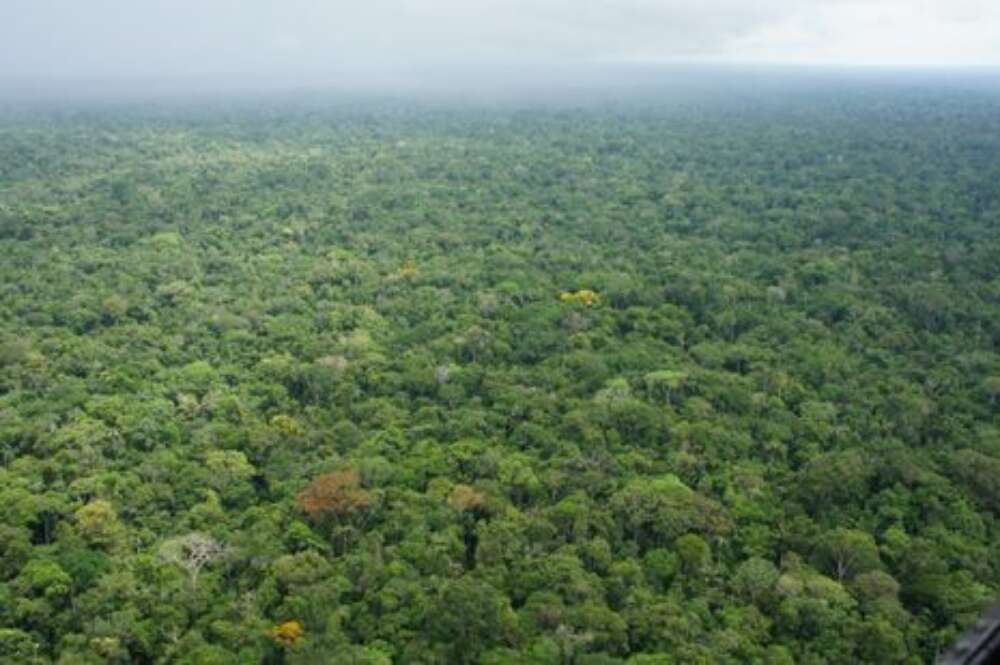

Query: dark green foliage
[[0, 82, 998, 663]]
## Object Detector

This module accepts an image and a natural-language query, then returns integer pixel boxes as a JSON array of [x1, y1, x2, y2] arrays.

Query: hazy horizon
[[3, 62, 1000, 107], [3, 0, 1000, 101]]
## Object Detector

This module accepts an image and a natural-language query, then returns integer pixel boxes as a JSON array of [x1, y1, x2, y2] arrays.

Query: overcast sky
[[2, 0, 1000, 83]]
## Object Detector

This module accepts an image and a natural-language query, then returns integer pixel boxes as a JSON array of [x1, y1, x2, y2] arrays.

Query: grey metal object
[[940, 604, 1000, 664]]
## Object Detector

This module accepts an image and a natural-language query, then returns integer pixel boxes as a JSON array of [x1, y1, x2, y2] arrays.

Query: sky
[[2, 0, 1000, 85]]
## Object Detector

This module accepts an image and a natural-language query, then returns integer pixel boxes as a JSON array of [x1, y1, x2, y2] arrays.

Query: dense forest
[[1, 81, 999, 663]]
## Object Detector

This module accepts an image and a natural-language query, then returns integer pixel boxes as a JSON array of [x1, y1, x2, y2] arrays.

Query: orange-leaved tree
[[297, 470, 373, 553], [296, 469, 373, 552], [297, 470, 371, 522]]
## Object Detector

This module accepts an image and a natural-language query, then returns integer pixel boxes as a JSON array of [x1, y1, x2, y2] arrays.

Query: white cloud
[[729, 0, 1000, 64]]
